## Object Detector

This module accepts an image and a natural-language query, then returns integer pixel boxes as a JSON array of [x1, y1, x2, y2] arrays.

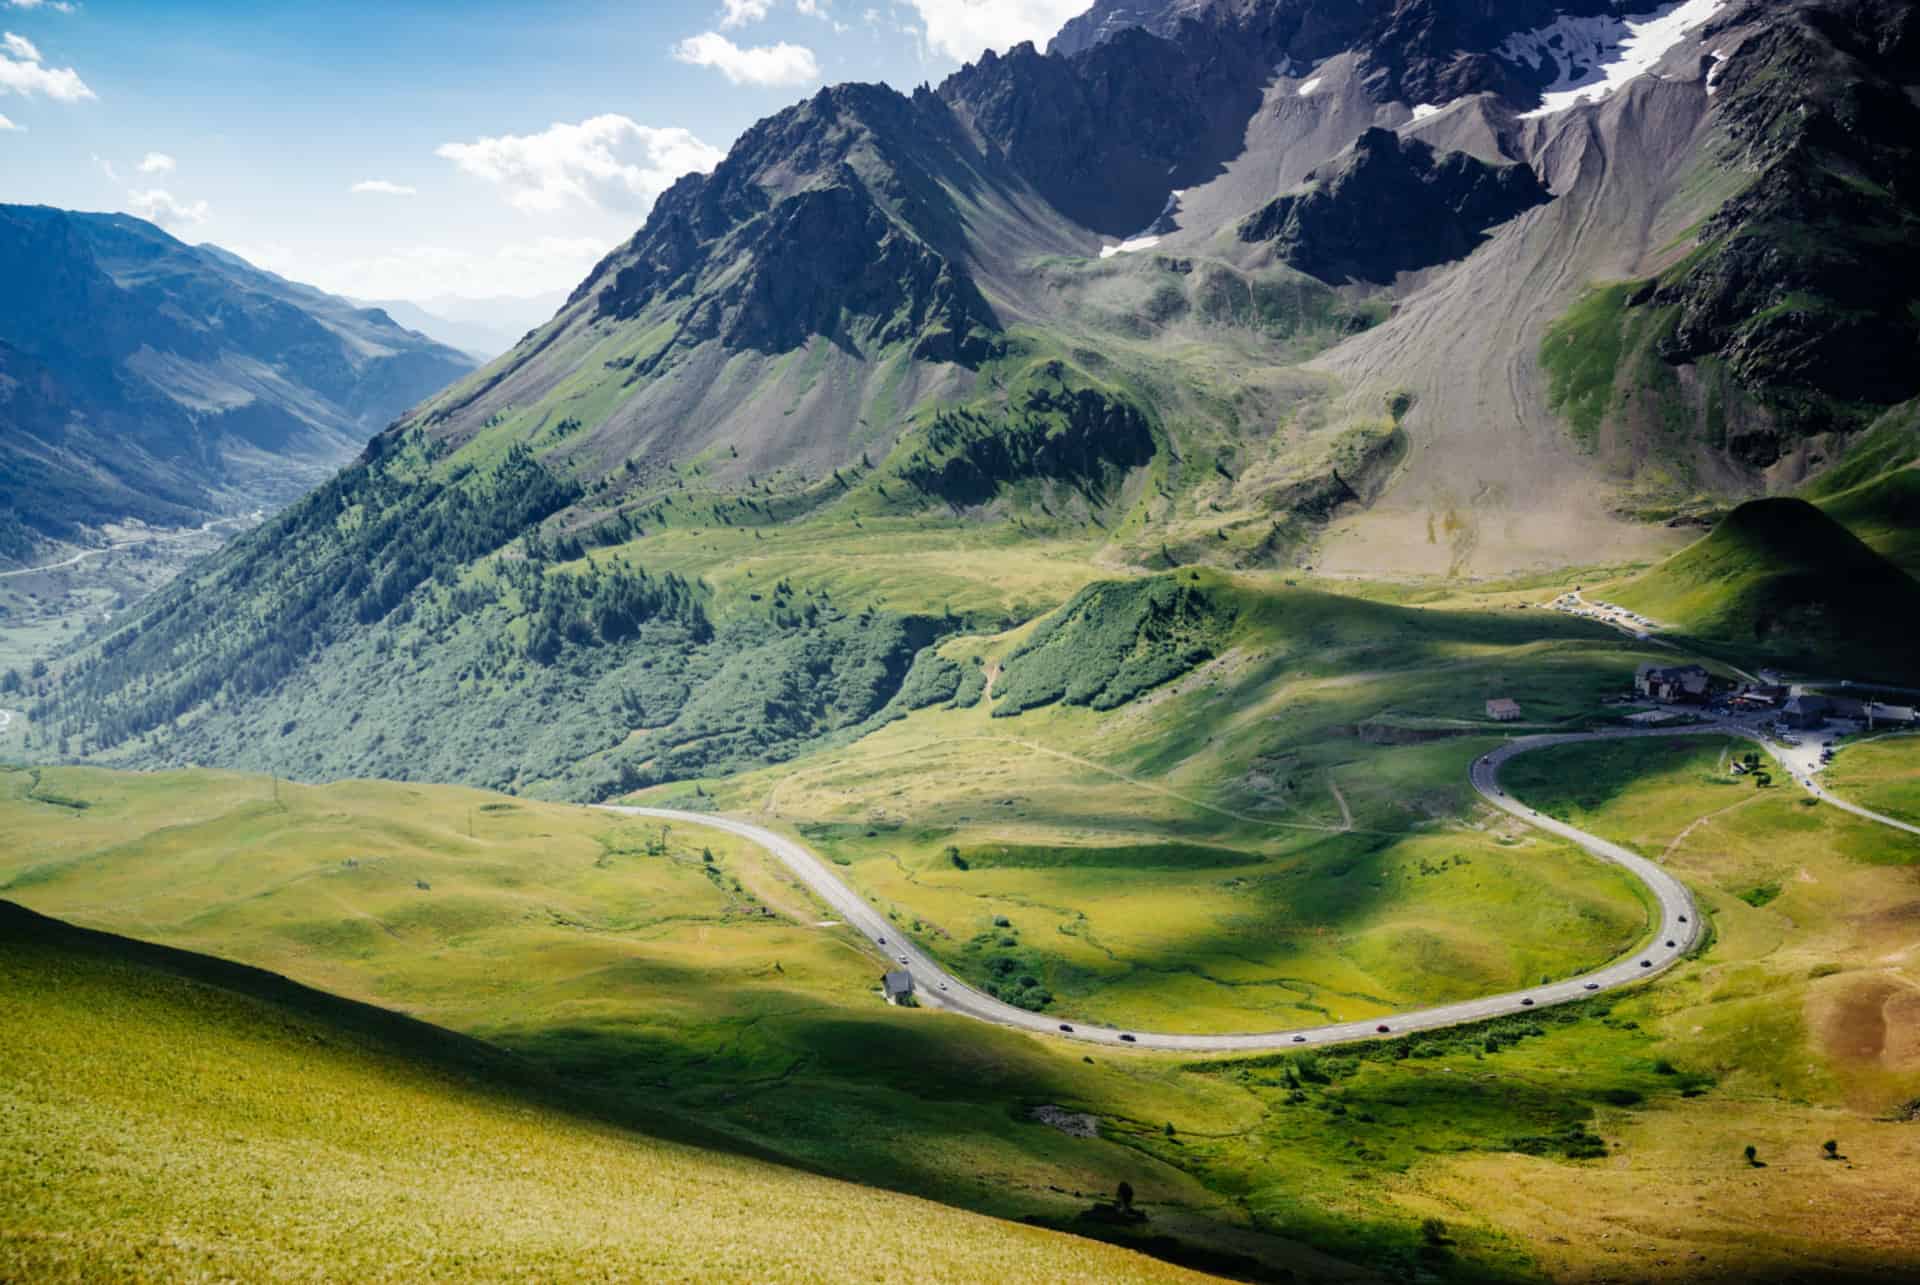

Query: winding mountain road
[[601, 722, 1914, 1052], [0, 516, 250, 581]]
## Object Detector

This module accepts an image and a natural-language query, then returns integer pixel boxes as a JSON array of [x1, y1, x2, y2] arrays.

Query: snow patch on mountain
[[1298, 76, 1324, 96], [1705, 48, 1729, 95], [1500, 0, 1726, 119], [1100, 187, 1185, 258], [1410, 102, 1446, 120]]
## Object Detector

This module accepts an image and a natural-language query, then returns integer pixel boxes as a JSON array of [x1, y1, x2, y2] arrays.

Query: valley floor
[[0, 513, 259, 701], [4, 718, 1916, 1282]]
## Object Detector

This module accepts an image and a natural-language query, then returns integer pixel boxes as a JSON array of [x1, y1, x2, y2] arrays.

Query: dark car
[[1521, 997, 1535, 1006], [1292, 1034, 1307, 1043], [1640, 959, 1652, 968], [877, 937, 886, 944], [1376, 1024, 1391, 1034], [1584, 982, 1600, 990], [1678, 915, 1688, 923], [1666, 940, 1677, 948], [1059, 1024, 1074, 1033], [1118, 1033, 1137, 1043]]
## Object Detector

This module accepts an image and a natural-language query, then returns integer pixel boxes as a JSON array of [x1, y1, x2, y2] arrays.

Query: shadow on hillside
[[16, 898, 1912, 1285]]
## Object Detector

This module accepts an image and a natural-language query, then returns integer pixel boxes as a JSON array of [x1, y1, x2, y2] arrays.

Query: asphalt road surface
[[599, 732, 1714, 1052], [602, 722, 1914, 1052]]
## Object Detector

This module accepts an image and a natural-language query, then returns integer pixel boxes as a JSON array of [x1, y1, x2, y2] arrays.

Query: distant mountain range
[[0, 206, 475, 565], [352, 292, 568, 362]]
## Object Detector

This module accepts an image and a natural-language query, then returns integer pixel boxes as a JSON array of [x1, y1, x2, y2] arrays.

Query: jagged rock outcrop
[[1048, 0, 1620, 105], [573, 84, 1000, 367], [939, 27, 1273, 235], [1240, 127, 1550, 282], [1639, 0, 1920, 438]]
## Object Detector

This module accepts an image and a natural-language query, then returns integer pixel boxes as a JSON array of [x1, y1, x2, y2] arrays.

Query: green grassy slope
[[1817, 468, 1920, 578], [8, 749, 1920, 1284], [0, 898, 1217, 1284], [1822, 735, 1920, 828], [1610, 497, 1920, 682]]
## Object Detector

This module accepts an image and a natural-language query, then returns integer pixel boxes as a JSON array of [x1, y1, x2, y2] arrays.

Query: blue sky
[[0, 0, 1089, 303]]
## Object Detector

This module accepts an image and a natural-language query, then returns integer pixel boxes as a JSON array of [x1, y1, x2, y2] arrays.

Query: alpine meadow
[[3, 1, 1918, 1282]]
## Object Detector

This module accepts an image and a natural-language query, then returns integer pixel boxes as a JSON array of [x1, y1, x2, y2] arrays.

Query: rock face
[[939, 27, 1276, 235], [1239, 127, 1550, 282], [1641, 0, 1920, 439], [0, 205, 474, 556], [1048, 0, 1619, 103], [575, 85, 999, 366]]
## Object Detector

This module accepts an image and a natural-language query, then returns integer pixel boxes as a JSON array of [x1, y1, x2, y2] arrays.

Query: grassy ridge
[[1611, 497, 1920, 682], [0, 899, 1211, 1284], [1817, 467, 1920, 578]]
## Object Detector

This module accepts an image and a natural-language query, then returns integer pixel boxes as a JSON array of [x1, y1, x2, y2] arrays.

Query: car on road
[[938, 982, 947, 991], [1521, 997, 1535, 1006], [898, 955, 909, 965], [1376, 1024, 1391, 1034], [1640, 960, 1652, 968], [1059, 1024, 1074, 1033], [1678, 915, 1688, 923], [1292, 1034, 1307, 1043], [1584, 982, 1600, 990], [1118, 1033, 1137, 1043], [1666, 940, 1676, 948], [877, 937, 885, 945]]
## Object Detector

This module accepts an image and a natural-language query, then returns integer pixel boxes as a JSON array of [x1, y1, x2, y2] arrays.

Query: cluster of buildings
[[1634, 663, 1711, 704], [1629, 662, 1917, 732], [1776, 693, 1918, 731]]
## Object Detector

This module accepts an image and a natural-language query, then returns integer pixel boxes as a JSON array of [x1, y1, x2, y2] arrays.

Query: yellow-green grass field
[[1823, 734, 1920, 829], [7, 754, 1920, 1282], [0, 766, 1361, 1281], [628, 576, 1680, 1033], [1463, 736, 1920, 1281], [0, 900, 1214, 1284]]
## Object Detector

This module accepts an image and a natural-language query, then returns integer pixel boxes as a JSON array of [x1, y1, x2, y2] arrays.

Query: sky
[[0, 0, 1092, 305]]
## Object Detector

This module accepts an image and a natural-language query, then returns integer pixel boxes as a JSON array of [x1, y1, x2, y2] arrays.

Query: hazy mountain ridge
[[0, 206, 475, 563]]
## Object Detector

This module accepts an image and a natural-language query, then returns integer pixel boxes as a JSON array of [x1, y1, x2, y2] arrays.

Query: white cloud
[[903, 0, 1085, 62], [137, 150, 174, 174], [672, 31, 819, 87], [794, 0, 847, 32], [0, 29, 93, 100], [231, 236, 614, 303], [126, 188, 209, 228], [0, 111, 20, 131], [351, 178, 418, 196], [5, 1, 80, 11], [436, 114, 723, 214], [719, 0, 772, 28]]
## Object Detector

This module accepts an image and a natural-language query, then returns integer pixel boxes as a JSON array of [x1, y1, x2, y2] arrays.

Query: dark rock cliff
[[1239, 127, 1550, 282]]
